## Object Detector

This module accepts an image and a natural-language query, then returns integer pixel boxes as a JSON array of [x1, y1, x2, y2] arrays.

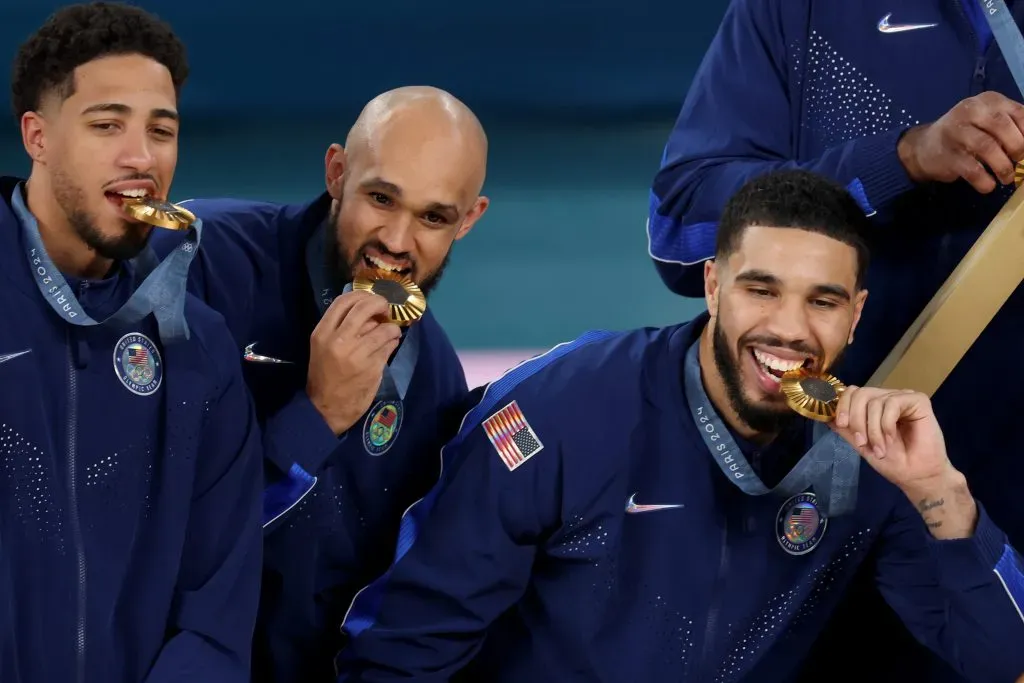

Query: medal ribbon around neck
[[682, 340, 860, 517], [12, 186, 201, 344]]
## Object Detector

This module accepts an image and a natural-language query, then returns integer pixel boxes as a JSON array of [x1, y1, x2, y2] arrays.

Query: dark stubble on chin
[[711, 316, 795, 435], [52, 169, 150, 263], [324, 201, 451, 297]]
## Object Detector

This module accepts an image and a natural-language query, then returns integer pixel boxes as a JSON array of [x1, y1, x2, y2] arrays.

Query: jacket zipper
[[698, 519, 730, 681], [66, 322, 87, 683], [974, 56, 987, 84], [955, 0, 988, 92]]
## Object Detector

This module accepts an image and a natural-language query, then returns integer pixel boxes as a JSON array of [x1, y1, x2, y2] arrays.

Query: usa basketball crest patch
[[776, 492, 828, 555], [113, 333, 162, 396], [363, 400, 403, 456], [482, 400, 543, 471]]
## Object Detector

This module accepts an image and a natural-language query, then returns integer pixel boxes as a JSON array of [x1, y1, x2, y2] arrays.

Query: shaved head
[[345, 86, 488, 194], [322, 85, 490, 297]]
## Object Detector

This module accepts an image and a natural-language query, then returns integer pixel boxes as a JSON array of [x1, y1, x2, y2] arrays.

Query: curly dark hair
[[716, 169, 871, 287], [11, 2, 189, 119]]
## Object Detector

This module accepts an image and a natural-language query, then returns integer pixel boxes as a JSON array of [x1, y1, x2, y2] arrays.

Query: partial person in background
[[335, 169, 1024, 683], [646, 0, 1024, 679], [150, 86, 488, 683], [0, 3, 263, 682]]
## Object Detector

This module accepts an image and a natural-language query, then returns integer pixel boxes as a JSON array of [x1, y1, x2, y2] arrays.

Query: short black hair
[[11, 2, 189, 119], [716, 169, 871, 287]]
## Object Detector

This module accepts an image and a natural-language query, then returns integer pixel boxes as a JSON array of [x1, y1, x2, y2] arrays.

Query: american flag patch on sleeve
[[481, 400, 544, 471]]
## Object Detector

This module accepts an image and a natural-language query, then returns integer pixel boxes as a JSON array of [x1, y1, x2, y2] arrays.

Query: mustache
[[102, 172, 159, 191]]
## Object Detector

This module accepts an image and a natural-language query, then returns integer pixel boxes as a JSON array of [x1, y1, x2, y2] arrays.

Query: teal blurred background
[[0, 1, 727, 376]]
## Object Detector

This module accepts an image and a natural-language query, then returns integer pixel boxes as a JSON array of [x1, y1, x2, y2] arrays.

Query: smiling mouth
[[363, 253, 411, 276], [751, 348, 813, 384]]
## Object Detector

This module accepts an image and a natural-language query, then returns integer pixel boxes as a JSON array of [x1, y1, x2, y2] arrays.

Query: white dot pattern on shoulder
[[801, 32, 919, 147]]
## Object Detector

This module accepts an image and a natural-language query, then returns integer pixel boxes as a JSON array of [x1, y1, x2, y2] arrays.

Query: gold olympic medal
[[780, 368, 847, 422], [122, 197, 196, 231], [352, 269, 427, 327], [1015, 160, 1024, 188]]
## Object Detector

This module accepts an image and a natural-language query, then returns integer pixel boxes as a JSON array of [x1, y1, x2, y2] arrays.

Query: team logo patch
[[363, 400, 403, 455], [113, 333, 162, 396], [776, 492, 827, 556], [482, 400, 543, 471]]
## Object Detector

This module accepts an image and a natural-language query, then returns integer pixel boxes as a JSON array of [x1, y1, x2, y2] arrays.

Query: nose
[[377, 213, 416, 255], [115, 127, 156, 173], [765, 295, 811, 344]]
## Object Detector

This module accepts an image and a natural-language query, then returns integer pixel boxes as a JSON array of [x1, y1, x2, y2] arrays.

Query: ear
[[704, 259, 720, 319], [324, 143, 347, 199], [21, 111, 47, 165], [848, 288, 868, 344], [453, 195, 489, 241]]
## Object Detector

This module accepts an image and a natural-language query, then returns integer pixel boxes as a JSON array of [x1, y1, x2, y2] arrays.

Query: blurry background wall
[[0, 1, 726, 385]]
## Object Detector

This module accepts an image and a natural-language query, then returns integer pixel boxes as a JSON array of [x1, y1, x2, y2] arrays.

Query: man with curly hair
[[0, 3, 263, 682]]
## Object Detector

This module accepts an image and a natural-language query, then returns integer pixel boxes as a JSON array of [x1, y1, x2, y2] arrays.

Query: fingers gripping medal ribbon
[[351, 270, 427, 327]]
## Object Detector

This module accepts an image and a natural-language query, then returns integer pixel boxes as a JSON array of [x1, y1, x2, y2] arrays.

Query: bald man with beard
[[150, 86, 490, 683]]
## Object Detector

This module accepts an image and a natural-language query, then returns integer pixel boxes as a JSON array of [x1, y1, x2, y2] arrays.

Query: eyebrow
[[734, 268, 851, 302], [360, 176, 460, 217], [80, 103, 179, 122]]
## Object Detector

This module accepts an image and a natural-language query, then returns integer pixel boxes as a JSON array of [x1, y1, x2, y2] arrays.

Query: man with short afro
[[0, 4, 263, 683]]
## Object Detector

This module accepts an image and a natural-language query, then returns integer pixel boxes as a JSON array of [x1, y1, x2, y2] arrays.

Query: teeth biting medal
[[121, 196, 196, 231], [780, 367, 847, 422], [352, 269, 427, 326]]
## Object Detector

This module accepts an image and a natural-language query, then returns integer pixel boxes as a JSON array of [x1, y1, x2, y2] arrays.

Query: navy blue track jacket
[[151, 195, 469, 683], [336, 314, 1024, 683], [0, 177, 264, 682]]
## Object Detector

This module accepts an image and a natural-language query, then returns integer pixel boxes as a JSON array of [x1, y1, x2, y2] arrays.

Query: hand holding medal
[[783, 365, 972, 537], [826, 385, 969, 537], [307, 290, 403, 435]]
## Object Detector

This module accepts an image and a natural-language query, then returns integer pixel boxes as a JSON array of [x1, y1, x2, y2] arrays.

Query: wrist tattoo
[[917, 497, 946, 529], [908, 479, 976, 538]]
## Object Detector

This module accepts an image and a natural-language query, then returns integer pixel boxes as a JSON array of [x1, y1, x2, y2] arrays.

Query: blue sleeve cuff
[[264, 390, 346, 476], [928, 502, 1008, 591], [849, 127, 917, 216]]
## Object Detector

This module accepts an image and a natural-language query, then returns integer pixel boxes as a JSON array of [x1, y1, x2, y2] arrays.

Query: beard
[[711, 315, 848, 436], [324, 201, 450, 297], [51, 166, 151, 264]]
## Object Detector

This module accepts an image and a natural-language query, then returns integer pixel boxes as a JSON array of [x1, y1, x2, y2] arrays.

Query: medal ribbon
[[305, 225, 419, 402], [12, 185, 200, 344], [977, 0, 1024, 96], [683, 340, 860, 517]]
